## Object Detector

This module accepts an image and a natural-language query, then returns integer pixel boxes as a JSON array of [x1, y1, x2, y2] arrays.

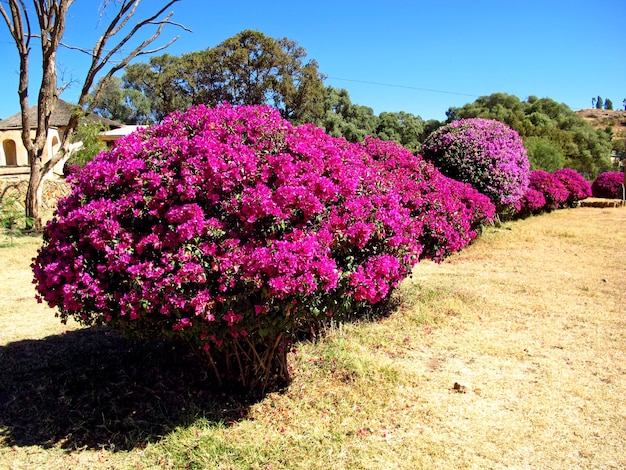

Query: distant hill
[[575, 108, 626, 141]]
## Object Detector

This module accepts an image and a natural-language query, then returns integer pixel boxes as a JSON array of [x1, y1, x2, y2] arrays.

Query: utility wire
[[327, 76, 480, 98]]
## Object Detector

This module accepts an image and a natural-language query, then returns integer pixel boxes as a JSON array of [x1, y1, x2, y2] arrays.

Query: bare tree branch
[[0, 0, 188, 229], [53, 0, 188, 169]]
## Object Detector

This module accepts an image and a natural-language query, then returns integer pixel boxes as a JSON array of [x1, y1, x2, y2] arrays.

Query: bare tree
[[0, 0, 188, 230]]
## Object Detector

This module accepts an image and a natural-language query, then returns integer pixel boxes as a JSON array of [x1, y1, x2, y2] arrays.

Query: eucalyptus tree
[[120, 29, 327, 124]]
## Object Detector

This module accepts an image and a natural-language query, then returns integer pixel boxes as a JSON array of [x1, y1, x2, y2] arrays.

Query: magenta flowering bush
[[359, 137, 495, 261], [553, 168, 592, 206], [513, 168, 590, 218], [591, 171, 625, 199], [514, 170, 569, 217], [421, 118, 530, 209], [33, 104, 493, 390], [528, 170, 569, 210], [513, 187, 547, 218]]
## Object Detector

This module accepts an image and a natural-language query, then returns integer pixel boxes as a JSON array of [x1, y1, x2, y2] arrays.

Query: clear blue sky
[[1, 0, 624, 121]]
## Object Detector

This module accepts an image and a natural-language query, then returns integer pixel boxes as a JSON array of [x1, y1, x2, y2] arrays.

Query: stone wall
[[0, 177, 71, 212]]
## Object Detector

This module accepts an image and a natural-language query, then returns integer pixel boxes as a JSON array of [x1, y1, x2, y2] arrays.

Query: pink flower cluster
[[591, 171, 625, 199], [421, 118, 530, 208], [554, 168, 593, 205], [514, 168, 591, 217], [33, 104, 494, 352]]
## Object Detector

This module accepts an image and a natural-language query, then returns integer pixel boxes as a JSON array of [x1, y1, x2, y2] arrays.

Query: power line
[[327, 76, 480, 98]]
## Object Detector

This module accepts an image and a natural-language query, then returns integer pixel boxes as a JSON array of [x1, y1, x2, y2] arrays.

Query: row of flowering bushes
[[419, 117, 598, 221], [514, 168, 592, 218], [33, 104, 495, 390]]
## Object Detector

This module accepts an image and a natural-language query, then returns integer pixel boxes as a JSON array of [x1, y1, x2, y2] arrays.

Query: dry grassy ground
[[0, 206, 625, 469]]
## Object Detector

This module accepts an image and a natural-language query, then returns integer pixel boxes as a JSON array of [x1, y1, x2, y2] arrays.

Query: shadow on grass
[[0, 327, 258, 451]]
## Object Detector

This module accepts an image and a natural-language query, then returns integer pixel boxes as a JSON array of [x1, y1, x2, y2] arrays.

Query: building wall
[[0, 128, 66, 177]]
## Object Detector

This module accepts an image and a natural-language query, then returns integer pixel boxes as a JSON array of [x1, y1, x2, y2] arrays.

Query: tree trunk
[[25, 150, 44, 231]]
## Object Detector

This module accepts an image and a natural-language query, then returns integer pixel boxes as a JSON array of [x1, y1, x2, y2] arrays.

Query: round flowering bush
[[513, 168, 591, 218], [514, 170, 568, 217], [553, 168, 592, 206], [33, 104, 493, 390], [421, 118, 530, 209], [513, 187, 546, 218], [528, 170, 569, 211], [591, 171, 625, 199]]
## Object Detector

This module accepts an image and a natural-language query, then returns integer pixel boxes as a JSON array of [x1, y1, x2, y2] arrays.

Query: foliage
[[316, 87, 427, 151], [591, 171, 625, 199], [0, 194, 32, 245], [33, 104, 494, 391], [421, 117, 530, 209], [69, 122, 108, 167], [523, 136, 565, 172], [317, 87, 379, 142], [444, 93, 613, 178], [374, 111, 424, 152], [596, 96, 603, 109], [90, 76, 153, 125], [112, 30, 326, 125]]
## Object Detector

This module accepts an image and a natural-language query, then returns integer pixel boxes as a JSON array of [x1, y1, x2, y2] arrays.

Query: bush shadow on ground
[[0, 327, 257, 451]]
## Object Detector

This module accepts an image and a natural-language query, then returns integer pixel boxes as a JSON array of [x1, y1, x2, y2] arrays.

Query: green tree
[[121, 30, 326, 124], [91, 76, 153, 124], [374, 111, 424, 152], [443, 93, 612, 178], [123, 54, 192, 122], [596, 96, 603, 109], [604, 98, 613, 110], [316, 86, 379, 142], [523, 136, 565, 172]]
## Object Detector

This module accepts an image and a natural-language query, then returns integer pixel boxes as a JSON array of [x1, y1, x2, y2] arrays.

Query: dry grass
[[1, 207, 625, 469]]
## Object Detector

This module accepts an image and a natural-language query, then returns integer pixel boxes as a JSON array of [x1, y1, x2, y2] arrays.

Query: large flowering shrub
[[529, 170, 569, 210], [514, 168, 590, 218], [33, 104, 493, 390], [591, 171, 625, 199], [421, 118, 530, 209], [553, 168, 592, 206], [359, 138, 495, 261], [513, 188, 547, 218]]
